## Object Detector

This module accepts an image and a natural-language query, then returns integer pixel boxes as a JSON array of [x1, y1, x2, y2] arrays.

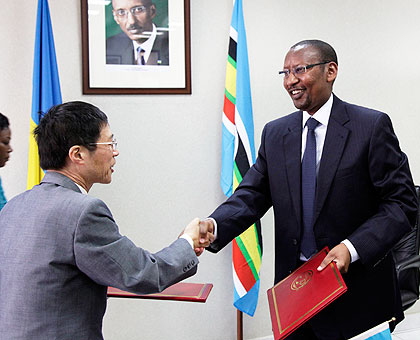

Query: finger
[[317, 254, 334, 271], [208, 231, 215, 243], [199, 220, 212, 244], [194, 247, 204, 256]]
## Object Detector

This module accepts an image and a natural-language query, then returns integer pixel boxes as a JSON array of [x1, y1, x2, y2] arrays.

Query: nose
[[113, 148, 119, 157], [126, 12, 136, 25], [8, 144, 12, 153], [284, 72, 299, 88]]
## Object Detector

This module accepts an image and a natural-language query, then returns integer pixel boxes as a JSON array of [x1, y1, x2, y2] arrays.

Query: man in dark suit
[[200, 40, 418, 339], [0, 101, 211, 339], [106, 0, 169, 65]]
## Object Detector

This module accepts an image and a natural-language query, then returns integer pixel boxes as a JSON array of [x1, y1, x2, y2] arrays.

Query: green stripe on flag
[[233, 162, 243, 183], [228, 55, 237, 68], [225, 88, 236, 105], [235, 235, 259, 281]]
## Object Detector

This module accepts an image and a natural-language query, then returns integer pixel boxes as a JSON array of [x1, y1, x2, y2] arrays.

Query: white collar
[[302, 94, 333, 128], [74, 182, 88, 195], [132, 24, 157, 63]]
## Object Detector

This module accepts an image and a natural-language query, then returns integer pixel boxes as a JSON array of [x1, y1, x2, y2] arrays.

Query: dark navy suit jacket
[[106, 31, 169, 65], [208, 95, 417, 338]]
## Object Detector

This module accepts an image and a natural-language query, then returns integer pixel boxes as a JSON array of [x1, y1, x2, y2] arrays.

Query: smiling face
[[0, 127, 12, 168], [84, 124, 119, 186], [283, 45, 337, 115], [112, 0, 156, 44]]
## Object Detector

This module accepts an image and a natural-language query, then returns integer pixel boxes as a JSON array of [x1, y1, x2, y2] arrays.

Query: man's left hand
[[317, 243, 351, 274]]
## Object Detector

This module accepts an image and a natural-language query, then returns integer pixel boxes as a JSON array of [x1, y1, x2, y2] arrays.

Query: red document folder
[[107, 282, 213, 303], [267, 247, 347, 339]]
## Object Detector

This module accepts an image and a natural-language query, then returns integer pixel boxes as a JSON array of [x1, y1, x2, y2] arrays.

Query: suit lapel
[[314, 96, 350, 224], [283, 112, 303, 226]]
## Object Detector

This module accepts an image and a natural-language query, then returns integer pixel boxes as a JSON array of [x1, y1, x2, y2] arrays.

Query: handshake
[[181, 218, 215, 256]]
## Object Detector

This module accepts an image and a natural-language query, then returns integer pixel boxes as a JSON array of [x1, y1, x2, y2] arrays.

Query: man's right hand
[[182, 218, 215, 255]]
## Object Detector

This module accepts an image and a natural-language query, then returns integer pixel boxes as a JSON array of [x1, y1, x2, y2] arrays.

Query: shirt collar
[[302, 94, 333, 128], [133, 24, 157, 62], [75, 182, 88, 195]]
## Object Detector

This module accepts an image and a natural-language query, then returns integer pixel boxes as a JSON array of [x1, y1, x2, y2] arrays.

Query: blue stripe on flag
[[233, 279, 260, 317], [221, 124, 235, 196], [32, 0, 62, 125], [234, 0, 256, 164], [366, 328, 392, 340]]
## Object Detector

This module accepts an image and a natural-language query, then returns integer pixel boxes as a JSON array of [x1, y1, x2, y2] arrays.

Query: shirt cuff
[[341, 239, 360, 263], [180, 234, 194, 249]]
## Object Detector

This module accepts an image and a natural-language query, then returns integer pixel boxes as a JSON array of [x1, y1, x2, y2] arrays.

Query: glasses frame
[[89, 139, 118, 151], [113, 5, 148, 19], [279, 61, 331, 78]]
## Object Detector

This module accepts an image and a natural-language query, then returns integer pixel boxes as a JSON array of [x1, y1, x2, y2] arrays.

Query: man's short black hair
[[291, 40, 338, 65], [0, 113, 9, 131], [34, 101, 108, 170]]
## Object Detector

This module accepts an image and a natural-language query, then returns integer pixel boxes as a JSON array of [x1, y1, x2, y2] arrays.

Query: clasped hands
[[181, 218, 215, 256]]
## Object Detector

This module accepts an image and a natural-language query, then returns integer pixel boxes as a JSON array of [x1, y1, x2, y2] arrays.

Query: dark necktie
[[301, 118, 319, 258], [137, 47, 146, 65]]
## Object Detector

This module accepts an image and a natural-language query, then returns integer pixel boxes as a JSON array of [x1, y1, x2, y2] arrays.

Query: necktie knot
[[306, 118, 319, 131]]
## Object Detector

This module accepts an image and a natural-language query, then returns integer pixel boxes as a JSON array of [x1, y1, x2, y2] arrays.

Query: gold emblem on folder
[[291, 270, 313, 291]]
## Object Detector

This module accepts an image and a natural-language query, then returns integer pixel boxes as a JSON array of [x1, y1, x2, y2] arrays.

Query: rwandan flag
[[348, 321, 392, 340], [27, 0, 62, 189], [221, 0, 262, 317]]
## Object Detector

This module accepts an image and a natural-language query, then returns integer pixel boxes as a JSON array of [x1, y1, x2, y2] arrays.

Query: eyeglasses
[[279, 61, 331, 78], [114, 6, 148, 19], [89, 138, 118, 151]]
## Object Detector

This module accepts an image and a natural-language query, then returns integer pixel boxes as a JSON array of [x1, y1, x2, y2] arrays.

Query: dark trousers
[[284, 306, 345, 340]]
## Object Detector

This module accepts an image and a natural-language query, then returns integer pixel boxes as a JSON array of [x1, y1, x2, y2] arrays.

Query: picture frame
[[81, 0, 191, 94]]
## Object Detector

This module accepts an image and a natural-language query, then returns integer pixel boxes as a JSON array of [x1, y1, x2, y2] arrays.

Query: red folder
[[267, 247, 347, 339], [107, 282, 213, 303]]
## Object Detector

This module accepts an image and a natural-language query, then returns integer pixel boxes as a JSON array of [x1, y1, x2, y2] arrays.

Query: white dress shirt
[[132, 24, 157, 65]]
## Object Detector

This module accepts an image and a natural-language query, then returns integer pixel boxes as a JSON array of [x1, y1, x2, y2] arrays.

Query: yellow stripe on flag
[[238, 227, 261, 271], [225, 61, 237, 99], [27, 119, 44, 189]]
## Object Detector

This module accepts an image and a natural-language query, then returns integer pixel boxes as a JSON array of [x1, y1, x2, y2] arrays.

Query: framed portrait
[[81, 0, 191, 94]]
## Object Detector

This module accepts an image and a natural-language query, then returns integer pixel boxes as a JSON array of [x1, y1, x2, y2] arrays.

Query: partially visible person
[[0, 112, 12, 210], [0, 101, 212, 339], [106, 0, 169, 65]]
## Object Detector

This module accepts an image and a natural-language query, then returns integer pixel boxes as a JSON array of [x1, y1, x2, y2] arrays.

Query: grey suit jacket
[[0, 172, 198, 339], [106, 31, 169, 65]]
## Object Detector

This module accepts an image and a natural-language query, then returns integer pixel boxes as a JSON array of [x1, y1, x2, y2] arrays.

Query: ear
[[68, 145, 87, 165], [149, 4, 157, 19], [112, 11, 120, 25], [326, 62, 338, 83]]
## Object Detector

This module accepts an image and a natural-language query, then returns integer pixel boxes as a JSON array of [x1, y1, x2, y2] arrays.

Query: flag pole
[[237, 310, 243, 340]]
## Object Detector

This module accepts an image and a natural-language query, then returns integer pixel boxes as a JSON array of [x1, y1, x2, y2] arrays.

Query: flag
[[28, 0, 62, 189], [221, 0, 262, 317], [348, 321, 392, 340]]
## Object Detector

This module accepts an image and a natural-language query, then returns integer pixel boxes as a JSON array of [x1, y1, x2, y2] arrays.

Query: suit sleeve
[[73, 198, 198, 293], [348, 113, 417, 266], [208, 125, 273, 252]]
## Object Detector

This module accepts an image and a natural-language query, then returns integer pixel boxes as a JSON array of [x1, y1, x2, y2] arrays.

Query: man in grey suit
[[106, 0, 169, 65], [0, 101, 211, 339]]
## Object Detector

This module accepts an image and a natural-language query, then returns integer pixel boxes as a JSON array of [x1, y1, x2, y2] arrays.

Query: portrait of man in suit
[[106, 0, 169, 65], [199, 40, 418, 339], [0, 101, 212, 339]]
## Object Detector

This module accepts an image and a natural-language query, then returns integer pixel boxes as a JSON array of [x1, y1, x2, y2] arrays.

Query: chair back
[[393, 186, 420, 310]]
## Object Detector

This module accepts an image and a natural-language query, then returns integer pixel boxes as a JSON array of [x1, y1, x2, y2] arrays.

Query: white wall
[[1, 1, 420, 339]]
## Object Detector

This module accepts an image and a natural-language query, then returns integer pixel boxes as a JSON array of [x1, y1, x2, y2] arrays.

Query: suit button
[[292, 239, 298, 246]]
